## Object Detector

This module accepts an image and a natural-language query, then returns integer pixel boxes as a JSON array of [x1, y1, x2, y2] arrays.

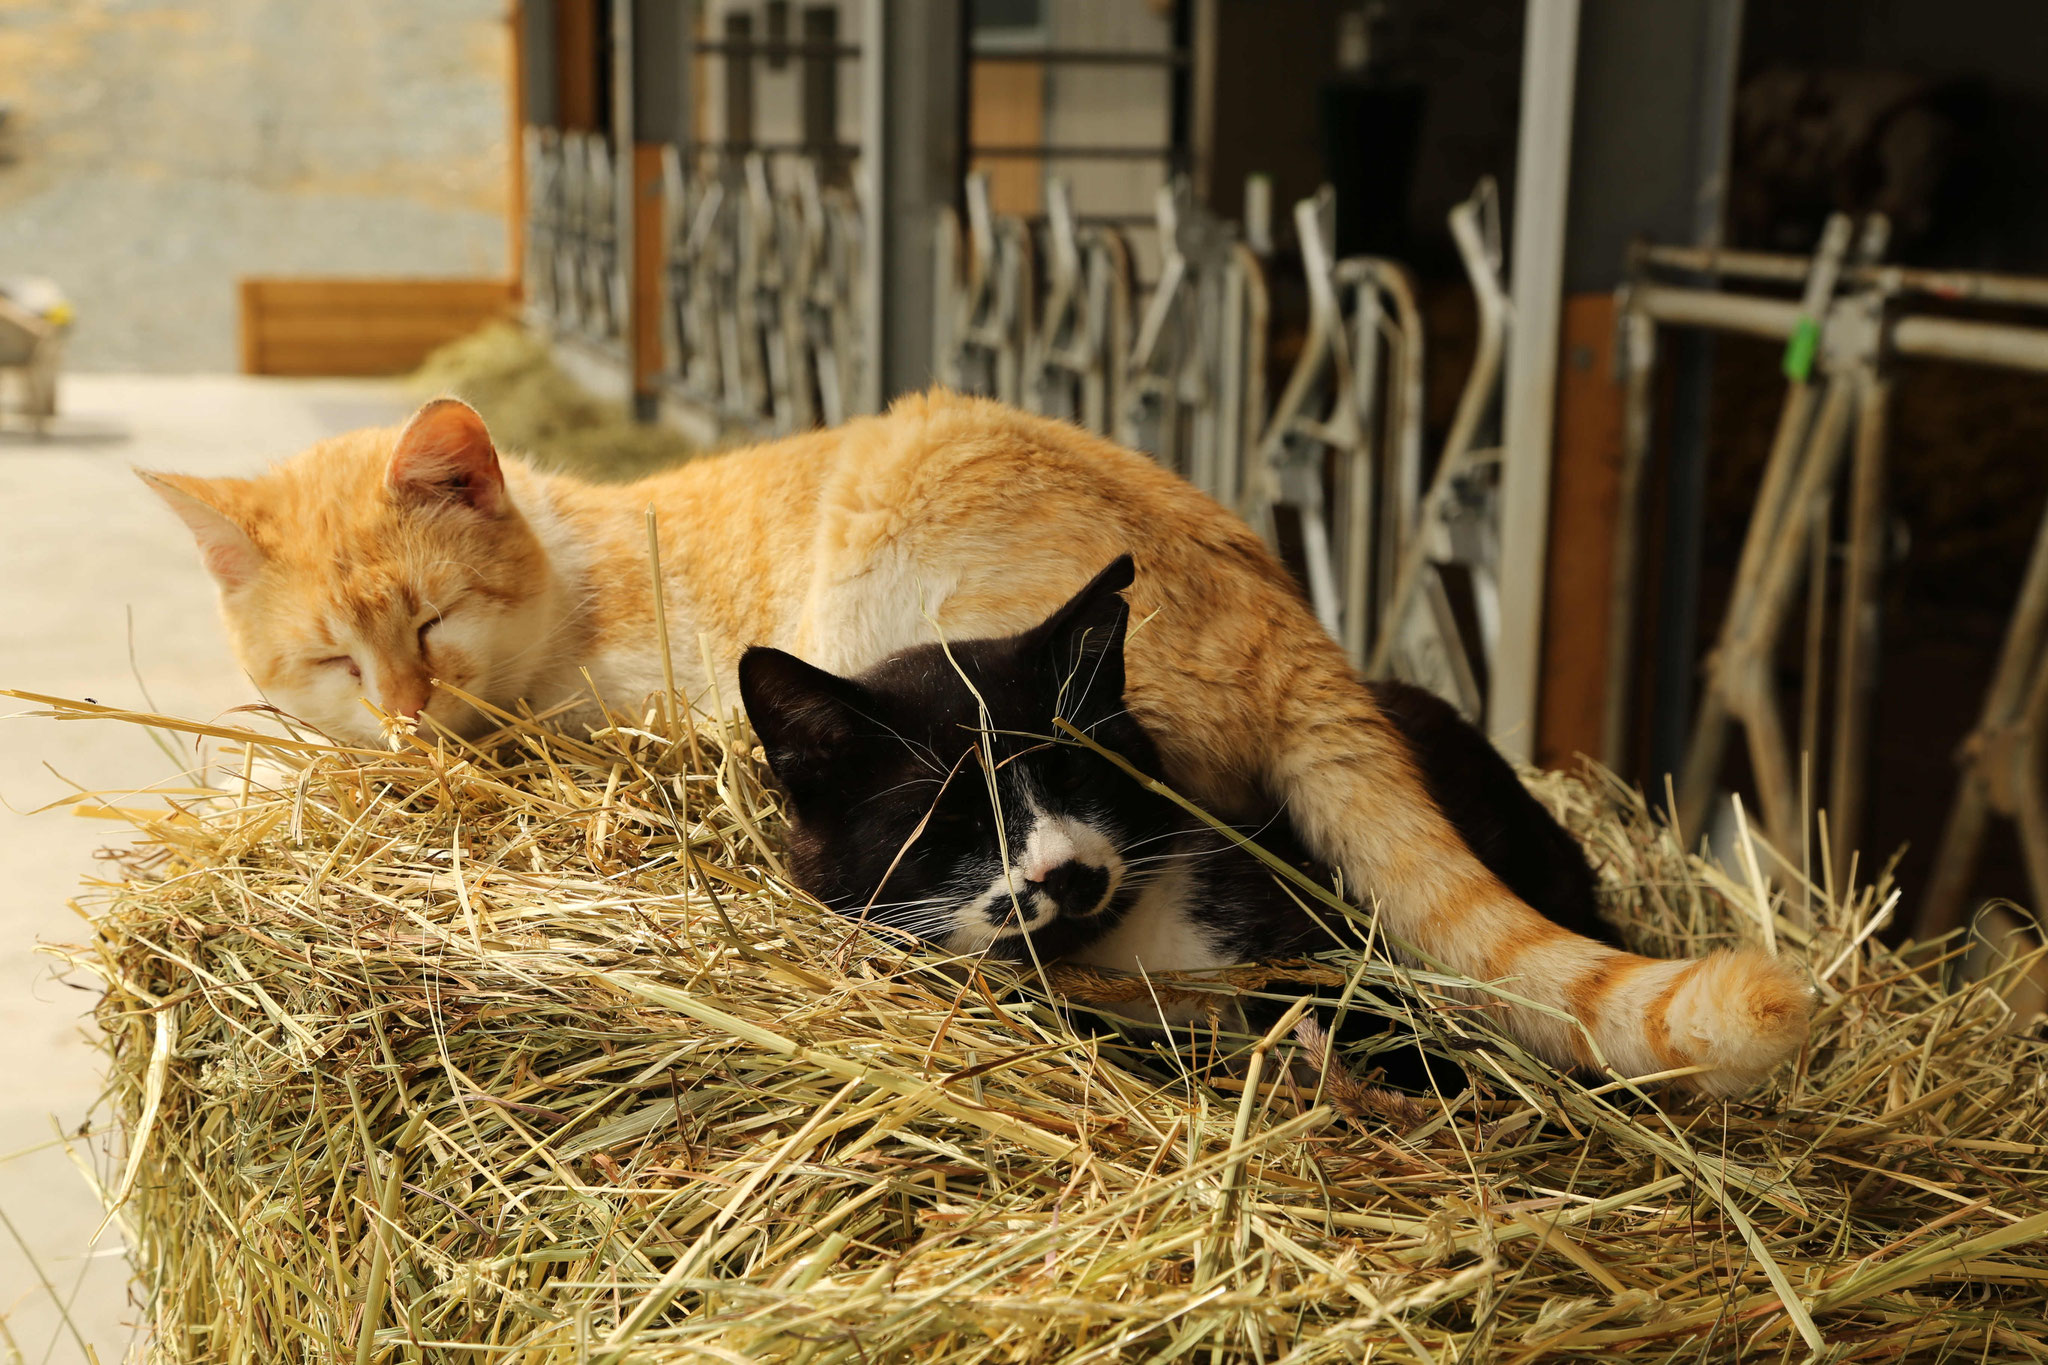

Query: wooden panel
[[969, 60, 1045, 218], [1536, 292, 1627, 770], [557, 0, 601, 132], [633, 142, 664, 392], [239, 278, 516, 377], [508, 0, 527, 301]]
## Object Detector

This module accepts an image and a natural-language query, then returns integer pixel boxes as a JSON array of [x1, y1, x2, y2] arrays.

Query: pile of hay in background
[[409, 323, 696, 482], [21, 686, 2048, 1363]]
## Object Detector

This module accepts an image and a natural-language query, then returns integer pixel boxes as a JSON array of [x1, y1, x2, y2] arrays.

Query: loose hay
[[409, 323, 696, 482], [20, 689, 2048, 1363]]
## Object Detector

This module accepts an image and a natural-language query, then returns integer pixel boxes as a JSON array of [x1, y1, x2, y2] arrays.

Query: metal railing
[[524, 128, 624, 351], [524, 124, 1518, 724]]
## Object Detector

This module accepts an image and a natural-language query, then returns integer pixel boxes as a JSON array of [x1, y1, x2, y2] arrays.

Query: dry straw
[[409, 323, 696, 482], [12, 683, 2048, 1363]]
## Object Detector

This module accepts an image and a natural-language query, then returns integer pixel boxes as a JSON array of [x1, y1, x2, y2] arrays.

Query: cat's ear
[[739, 646, 875, 801], [388, 398, 506, 515], [137, 471, 264, 591], [1032, 555, 1134, 722]]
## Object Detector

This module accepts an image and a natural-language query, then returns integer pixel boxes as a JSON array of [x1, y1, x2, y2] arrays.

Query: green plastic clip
[[1782, 316, 1821, 383]]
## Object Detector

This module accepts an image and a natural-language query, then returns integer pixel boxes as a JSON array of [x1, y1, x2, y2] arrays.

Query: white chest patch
[[1066, 864, 1239, 1030], [1067, 863, 1234, 975]]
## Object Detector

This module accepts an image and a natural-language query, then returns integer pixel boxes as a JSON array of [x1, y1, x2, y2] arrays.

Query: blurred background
[[6, 0, 2048, 1355]]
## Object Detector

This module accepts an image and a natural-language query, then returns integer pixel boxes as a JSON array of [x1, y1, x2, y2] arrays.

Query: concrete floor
[[0, 375, 409, 1361]]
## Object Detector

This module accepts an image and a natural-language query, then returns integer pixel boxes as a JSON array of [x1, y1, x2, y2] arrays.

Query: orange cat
[[144, 391, 1811, 1095]]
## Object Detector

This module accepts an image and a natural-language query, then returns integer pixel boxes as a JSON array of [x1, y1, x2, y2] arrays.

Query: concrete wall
[[0, 0, 511, 372]]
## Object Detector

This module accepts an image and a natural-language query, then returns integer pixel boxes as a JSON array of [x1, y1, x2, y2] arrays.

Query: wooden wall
[[970, 61, 1046, 218], [1536, 291, 1628, 769], [239, 279, 516, 376]]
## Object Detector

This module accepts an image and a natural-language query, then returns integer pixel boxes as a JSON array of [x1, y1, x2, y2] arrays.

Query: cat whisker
[[850, 776, 949, 811], [846, 896, 955, 916]]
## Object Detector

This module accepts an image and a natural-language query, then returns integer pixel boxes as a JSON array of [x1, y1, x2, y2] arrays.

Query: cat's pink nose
[[383, 682, 431, 720]]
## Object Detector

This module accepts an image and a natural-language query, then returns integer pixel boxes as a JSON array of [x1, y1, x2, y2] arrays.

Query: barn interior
[[7, 1, 2048, 1358]]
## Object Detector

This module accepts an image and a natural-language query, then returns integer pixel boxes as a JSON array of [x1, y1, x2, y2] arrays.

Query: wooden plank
[[240, 278, 515, 377], [632, 142, 664, 392], [254, 317, 509, 346], [1536, 292, 1626, 769], [257, 343, 454, 374], [238, 279, 261, 375], [508, 0, 526, 301], [245, 280, 515, 312], [969, 60, 1045, 218], [557, 0, 600, 132]]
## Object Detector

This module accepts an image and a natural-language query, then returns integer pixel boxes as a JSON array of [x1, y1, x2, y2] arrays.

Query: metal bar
[[1892, 315, 2048, 374], [721, 12, 754, 150], [685, 140, 862, 157], [692, 38, 861, 59], [1634, 284, 1802, 340], [1664, 203, 1852, 795], [861, 0, 964, 410], [1657, 217, 1864, 837], [1008, 213, 1163, 228], [1828, 369, 1892, 883], [1741, 651, 1800, 857], [1368, 260, 1425, 644], [612, 0, 644, 415], [800, 7, 842, 182], [1642, 243, 2048, 310], [522, 0, 561, 128], [1921, 499, 2048, 938], [1729, 376, 1860, 851], [1649, 330, 1729, 788], [1234, 243, 1270, 512], [1173, 0, 1200, 187], [969, 144, 1177, 160], [631, 0, 688, 143], [1647, 331, 1717, 787], [971, 47, 1186, 66], [1492, 0, 1581, 759], [1672, 364, 1831, 843], [1798, 490, 1830, 831], [1636, 284, 2048, 374], [1638, 0, 1742, 794], [2010, 663, 2048, 924], [1602, 305, 1654, 766], [1367, 182, 1507, 683], [1924, 777, 1994, 946]]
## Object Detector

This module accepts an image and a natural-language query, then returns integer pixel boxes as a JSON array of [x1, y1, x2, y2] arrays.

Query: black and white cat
[[737, 556, 1616, 981]]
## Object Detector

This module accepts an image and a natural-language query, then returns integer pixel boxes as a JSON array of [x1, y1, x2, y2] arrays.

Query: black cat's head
[[739, 556, 1180, 961]]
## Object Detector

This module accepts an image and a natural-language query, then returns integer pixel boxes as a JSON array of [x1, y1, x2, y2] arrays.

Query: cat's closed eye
[[315, 655, 361, 680]]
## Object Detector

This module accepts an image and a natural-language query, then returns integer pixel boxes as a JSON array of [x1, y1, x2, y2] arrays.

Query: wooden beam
[[969, 60, 1045, 218], [558, 0, 600, 131], [239, 279, 516, 377], [632, 143, 665, 392], [508, 0, 527, 300], [1537, 292, 1626, 769]]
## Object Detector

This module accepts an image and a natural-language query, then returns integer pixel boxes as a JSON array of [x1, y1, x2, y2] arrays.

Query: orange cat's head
[[142, 399, 574, 747]]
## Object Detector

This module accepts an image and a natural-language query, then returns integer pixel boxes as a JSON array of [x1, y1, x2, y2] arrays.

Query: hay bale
[[30, 690, 2048, 1362], [409, 322, 695, 482]]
